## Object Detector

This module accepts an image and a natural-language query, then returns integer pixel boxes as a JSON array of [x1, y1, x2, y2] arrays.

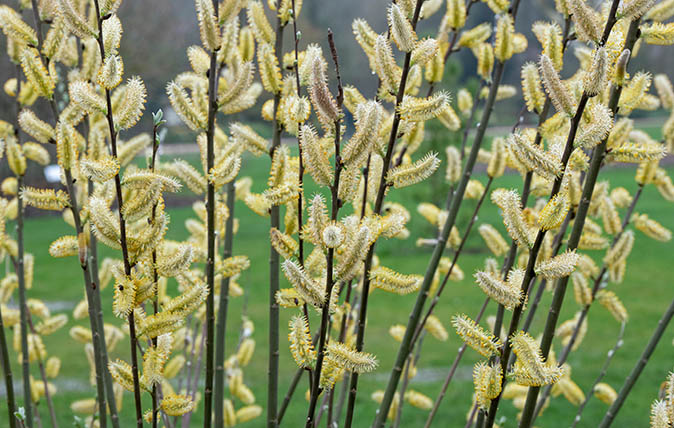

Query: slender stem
[[202, 3, 221, 427], [25, 316, 57, 428], [530, 184, 645, 419], [598, 297, 674, 428], [214, 181, 235, 427], [305, 31, 344, 427], [149, 122, 161, 428], [16, 176, 33, 428], [267, 14, 285, 428], [345, 2, 427, 425], [570, 322, 625, 428], [424, 298, 489, 428], [516, 17, 641, 428], [373, 5, 519, 419], [92, 1, 143, 424]]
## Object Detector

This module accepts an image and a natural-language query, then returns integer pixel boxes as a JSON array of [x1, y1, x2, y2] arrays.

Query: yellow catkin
[[452, 314, 502, 357]]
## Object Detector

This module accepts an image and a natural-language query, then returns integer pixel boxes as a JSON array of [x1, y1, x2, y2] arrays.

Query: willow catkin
[[596, 290, 628, 323], [474, 270, 523, 310], [281, 259, 324, 307], [374, 34, 401, 97], [487, 137, 506, 178], [507, 131, 562, 180], [521, 62, 545, 113], [510, 331, 564, 386], [21, 48, 55, 99], [21, 187, 70, 211], [478, 224, 509, 257], [114, 77, 147, 130], [389, 3, 417, 52], [535, 250, 579, 279], [539, 53, 575, 116], [288, 315, 315, 368], [18, 109, 54, 144], [325, 341, 378, 373], [494, 14, 515, 62], [387, 152, 440, 188], [475, 43, 494, 81], [342, 100, 381, 168], [399, 92, 450, 122], [308, 52, 339, 128], [452, 314, 502, 357], [473, 361, 503, 410], [491, 189, 535, 248]]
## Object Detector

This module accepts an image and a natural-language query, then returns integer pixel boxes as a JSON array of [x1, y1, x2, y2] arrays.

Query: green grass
[[5, 153, 674, 428]]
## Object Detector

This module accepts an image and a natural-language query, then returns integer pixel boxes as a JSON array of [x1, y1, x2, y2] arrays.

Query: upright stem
[[25, 316, 57, 428], [16, 175, 33, 428], [267, 15, 285, 428], [570, 322, 625, 428], [516, 17, 641, 428], [373, 9, 519, 420], [213, 181, 235, 427], [345, 2, 427, 425], [203, 3, 220, 426], [598, 297, 674, 428], [305, 30, 344, 427], [149, 122, 161, 428], [0, 289, 16, 428], [92, 1, 143, 425]]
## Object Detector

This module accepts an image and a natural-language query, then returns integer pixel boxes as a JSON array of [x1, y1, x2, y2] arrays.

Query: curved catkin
[[98, 54, 124, 89], [22, 142, 49, 166], [281, 259, 324, 307], [521, 62, 545, 113], [325, 341, 378, 373], [258, 43, 282, 95], [166, 81, 206, 131], [387, 152, 440, 188], [161, 394, 195, 417], [510, 331, 563, 386], [375, 34, 401, 96], [572, 271, 593, 306], [487, 137, 506, 178], [596, 290, 628, 322], [577, 103, 614, 148], [230, 122, 268, 156], [633, 213, 672, 242], [49, 235, 78, 258], [473, 361, 503, 410], [474, 270, 523, 310], [507, 132, 561, 180], [308, 53, 339, 128], [593, 383, 618, 405], [607, 143, 666, 163], [0, 5, 37, 46], [535, 251, 579, 279], [494, 14, 514, 62], [459, 23, 491, 48], [539, 54, 575, 116], [114, 77, 147, 130], [654, 74, 674, 110], [288, 315, 315, 368], [21, 187, 70, 211], [478, 224, 509, 257], [370, 266, 423, 295], [247, 1, 274, 45], [399, 92, 450, 122], [424, 315, 449, 341], [445, 146, 461, 183], [538, 191, 570, 230], [342, 100, 382, 168], [195, 0, 220, 51], [389, 3, 417, 52], [21, 48, 55, 99], [270, 227, 299, 260], [491, 189, 535, 248], [452, 314, 502, 357], [18, 109, 54, 144], [568, 0, 601, 42], [583, 47, 608, 97], [69, 80, 107, 115], [475, 43, 494, 81], [336, 224, 371, 281]]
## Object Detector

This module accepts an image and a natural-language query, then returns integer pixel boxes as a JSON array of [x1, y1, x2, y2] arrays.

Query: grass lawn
[[4, 149, 674, 428]]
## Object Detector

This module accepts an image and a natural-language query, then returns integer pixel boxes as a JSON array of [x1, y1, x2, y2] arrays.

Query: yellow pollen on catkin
[[387, 152, 441, 188], [325, 341, 378, 373], [288, 315, 315, 368], [21, 187, 70, 211], [452, 314, 502, 357], [474, 270, 523, 311]]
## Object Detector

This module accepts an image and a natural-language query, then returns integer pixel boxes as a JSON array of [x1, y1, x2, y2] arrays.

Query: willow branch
[[516, 15, 641, 428]]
